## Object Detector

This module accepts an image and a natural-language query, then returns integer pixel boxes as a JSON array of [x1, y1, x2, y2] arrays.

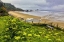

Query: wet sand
[[8, 11, 64, 29]]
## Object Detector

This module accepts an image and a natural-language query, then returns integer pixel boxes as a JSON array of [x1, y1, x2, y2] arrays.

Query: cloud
[[1, 0, 64, 11], [52, 5, 64, 11], [15, 4, 41, 10], [2, 0, 47, 4], [2, 0, 48, 10], [46, 0, 64, 6]]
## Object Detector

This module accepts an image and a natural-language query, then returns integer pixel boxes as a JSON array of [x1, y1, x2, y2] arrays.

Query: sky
[[1, 0, 64, 11]]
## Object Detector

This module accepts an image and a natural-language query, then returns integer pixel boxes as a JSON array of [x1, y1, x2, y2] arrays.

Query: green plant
[[0, 16, 64, 42]]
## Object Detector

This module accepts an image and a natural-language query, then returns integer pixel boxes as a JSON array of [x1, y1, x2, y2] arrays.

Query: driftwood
[[47, 25, 54, 30]]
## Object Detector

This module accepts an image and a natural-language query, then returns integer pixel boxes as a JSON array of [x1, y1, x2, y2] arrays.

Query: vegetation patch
[[0, 16, 64, 42], [0, 7, 8, 16]]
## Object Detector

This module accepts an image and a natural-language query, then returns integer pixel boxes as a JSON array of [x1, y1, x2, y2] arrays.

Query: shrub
[[0, 7, 8, 16]]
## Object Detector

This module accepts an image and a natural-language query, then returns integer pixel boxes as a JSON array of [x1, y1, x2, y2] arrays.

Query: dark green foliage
[[4, 3, 16, 11], [4, 3, 24, 11], [0, 7, 8, 16], [0, 1, 8, 16]]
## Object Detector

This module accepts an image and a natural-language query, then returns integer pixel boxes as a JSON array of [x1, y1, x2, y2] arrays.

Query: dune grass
[[0, 16, 64, 42]]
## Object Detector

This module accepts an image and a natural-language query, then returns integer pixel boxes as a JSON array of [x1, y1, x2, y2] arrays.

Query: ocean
[[19, 11, 64, 22]]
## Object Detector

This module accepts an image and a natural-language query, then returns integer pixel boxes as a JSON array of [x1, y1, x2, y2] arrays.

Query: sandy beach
[[8, 11, 64, 29]]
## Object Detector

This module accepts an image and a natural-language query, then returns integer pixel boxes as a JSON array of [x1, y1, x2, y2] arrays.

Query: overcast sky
[[1, 0, 64, 11]]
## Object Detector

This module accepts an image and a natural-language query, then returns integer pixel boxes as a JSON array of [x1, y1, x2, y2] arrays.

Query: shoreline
[[8, 11, 64, 29], [9, 11, 41, 19]]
